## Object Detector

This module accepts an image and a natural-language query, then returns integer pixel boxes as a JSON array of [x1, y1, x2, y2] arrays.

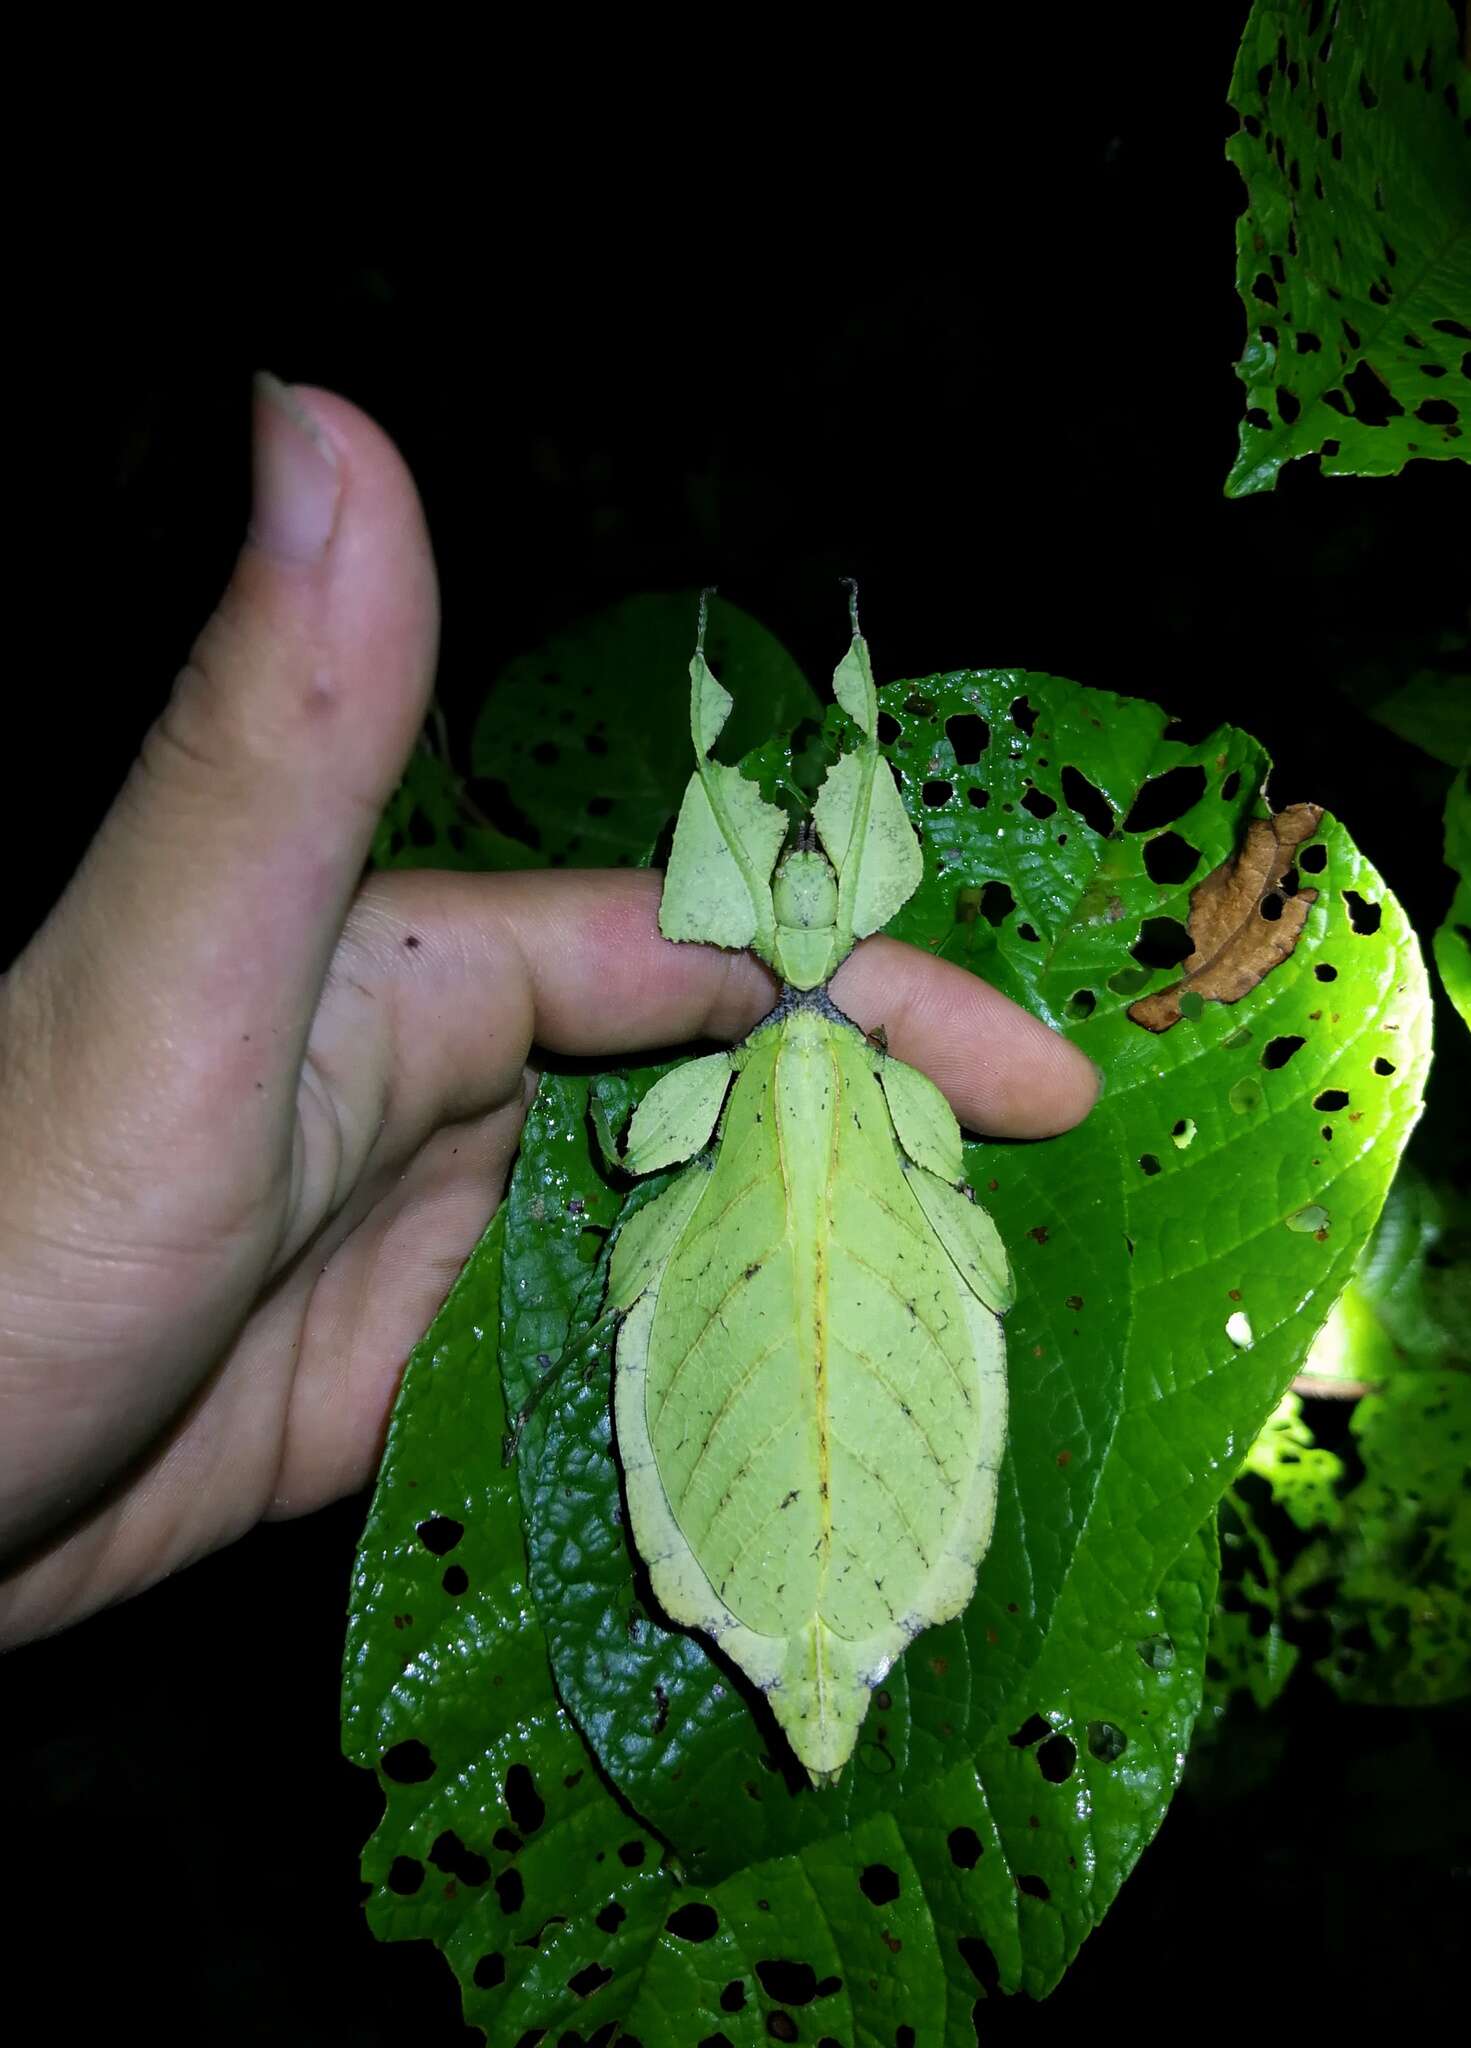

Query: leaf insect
[[550, 590, 1012, 1784]]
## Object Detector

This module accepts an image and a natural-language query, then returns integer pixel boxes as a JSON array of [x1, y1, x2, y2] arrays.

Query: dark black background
[[5, 10, 1468, 2039]]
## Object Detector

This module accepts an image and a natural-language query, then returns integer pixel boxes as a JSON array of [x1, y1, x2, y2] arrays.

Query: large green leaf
[[1435, 761, 1471, 1028], [346, 660, 1431, 2039], [470, 592, 821, 867], [1225, 0, 1471, 496]]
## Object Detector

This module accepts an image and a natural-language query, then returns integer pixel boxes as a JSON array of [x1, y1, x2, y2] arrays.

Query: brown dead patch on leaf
[[1129, 803, 1324, 1033]]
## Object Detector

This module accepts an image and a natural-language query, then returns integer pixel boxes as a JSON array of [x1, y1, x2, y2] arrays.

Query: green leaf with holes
[[470, 592, 821, 868], [372, 739, 541, 873], [346, 652, 1432, 2041], [1225, 0, 1471, 496], [1435, 761, 1471, 1029]]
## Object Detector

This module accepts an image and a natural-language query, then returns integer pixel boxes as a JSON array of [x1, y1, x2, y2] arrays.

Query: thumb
[[2, 379, 438, 1492]]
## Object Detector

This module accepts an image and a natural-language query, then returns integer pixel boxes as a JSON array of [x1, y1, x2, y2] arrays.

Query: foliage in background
[[1206, 1161, 1471, 1723], [343, 595, 1431, 2043], [1436, 762, 1471, 1028], [1226, 0, 1471, 496]]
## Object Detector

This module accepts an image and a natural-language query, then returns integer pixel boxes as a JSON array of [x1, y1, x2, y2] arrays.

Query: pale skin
[[0, 378, 1099, 1649]]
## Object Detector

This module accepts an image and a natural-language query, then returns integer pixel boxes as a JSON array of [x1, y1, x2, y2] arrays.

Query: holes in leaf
[[473, 1953, 507, 1990], [1017, 1875, 1052, 1902], [897, 2031, 917, 2048], [667, 1904, 720, 1942], [979, 881, 1015, 925], [416, 1515, 464, 1556], [387, 1855, 424, 1895], [1130, 917, 1194, 970], [1314, 1089, 1350, 1112], [1221, 770, 1242, 802], [1295, 330, 1321, 354], [1107, 965, 1152, 997], [1009, 1713, 1051, 1748], [505, 1764, 546, 1836], [767, 2017, 800, 2044], [1123, 764, 1207, 832], [859, 1863, 901, 1905], [720, 1981, 748, 2013], [1021, 786, 1057, 820], [1229, 1077, 1263, 1115], [922, 779, 953, 808], [1172, 1118, 1197, 1149], [1064, 989, 1096, 1020], [1276, 387, 1301, 424], [429, 1830, 490, 1886], [596, 1902, 625, 1934], [1010, 695, 1038, 735], [948, 1826, 984, 1869], [1037, 1735, 1077, 1783], [618, 1840, 646, 1867], [1315, 962, 1337, 981], [904, 692, 937, 717], [468, 777, 541, 850], [1261, 893, 1284, 922], [1344, 889, 1382, 934], [756, 1962, 818, 2006], [1087, 1720, 1129, 1762], [532, 740, 560, 768], [1374, 1057, 1396, 1076], [1139, 1154, 1162, 1177], [1143, 831, 1201, 884], [699, 2036, 735, 2048], [967, 786, 989, 809], [1252, 271, 1278, 307], [958, 1936, 1000, 1995], [569, 1962, 614, 1999], [382, 1740, 435, 1784], [1017, 922, 1040, 942], [1137, 1634, 1176, 1671], [442, 1564, 468, 1595], [1061, 765, 1114, 836], [495, 1869, 525, 1915], [946, 713, 989, 763], [1342, 360, 1403, 425], [1261, 1035, 1306, 1070]]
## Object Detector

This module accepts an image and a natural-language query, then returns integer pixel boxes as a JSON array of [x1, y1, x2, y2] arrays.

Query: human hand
[[0, 380, 1099, 1646]]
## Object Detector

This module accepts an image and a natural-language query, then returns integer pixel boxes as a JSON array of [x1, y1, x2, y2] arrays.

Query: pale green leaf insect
[[606, 597, 1014, 1784]]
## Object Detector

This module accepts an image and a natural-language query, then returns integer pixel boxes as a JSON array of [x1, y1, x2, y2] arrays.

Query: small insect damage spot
[[1123, 764, 1208, 833], [415, 1515, 464, 1556], [382, 1739, 435, 1784], [756, 1960, 828, 2006], [668, 1902, 720, 1942], [505, 1763, 546, 1835], [946, 712, 990, 763], [720, 1979, 748, 2012], [1344, 889, 1382, 935], [429, 1829, 490, 1887], [442, 1564, 469, 1596], [1064, 988, 1096, 1020], [1061, 764, 1114, 836], [387, 1855, 424, 1895], [1172, 1118, 1197, 1148], [1036, 1734, 1078, 1783], [859, 1863, 901, 1905], [1009, 1712, 1051, 1748], [1017, 1874, 1052, 1902], [1131, 916, 1195, 970], [618, 1840, 646, 1867], [948, 1825, 984, 1869], [473, 1951, 506, 1989], [1286, 1205, 1331, 1235], [1028, 1225, 1050, 1245], [1129, 805, 1324, 1031], [1261, 1034, 1306, 1069], [495, 1868, 525, 1915], [568, 1960, 615, 1999], [1010, 695, 1039, 735], [1139, 1154, 1162, 1176], [1143, 830, 1202, 885], [1021, 785, 1058, 821], [959, 1933, 1001, 1995], [1137, 1634, 1176, 1671], [1374, 1056, 1397, 1076], [1314, 1088, 1350, 1112], [1088, 1720, 1129, 1762], [922, 778, 953, 807], [595, 1901, 625, 1934]]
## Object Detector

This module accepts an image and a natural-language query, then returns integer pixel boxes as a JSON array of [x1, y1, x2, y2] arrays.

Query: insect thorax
[[772, 847, 843, 990]]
